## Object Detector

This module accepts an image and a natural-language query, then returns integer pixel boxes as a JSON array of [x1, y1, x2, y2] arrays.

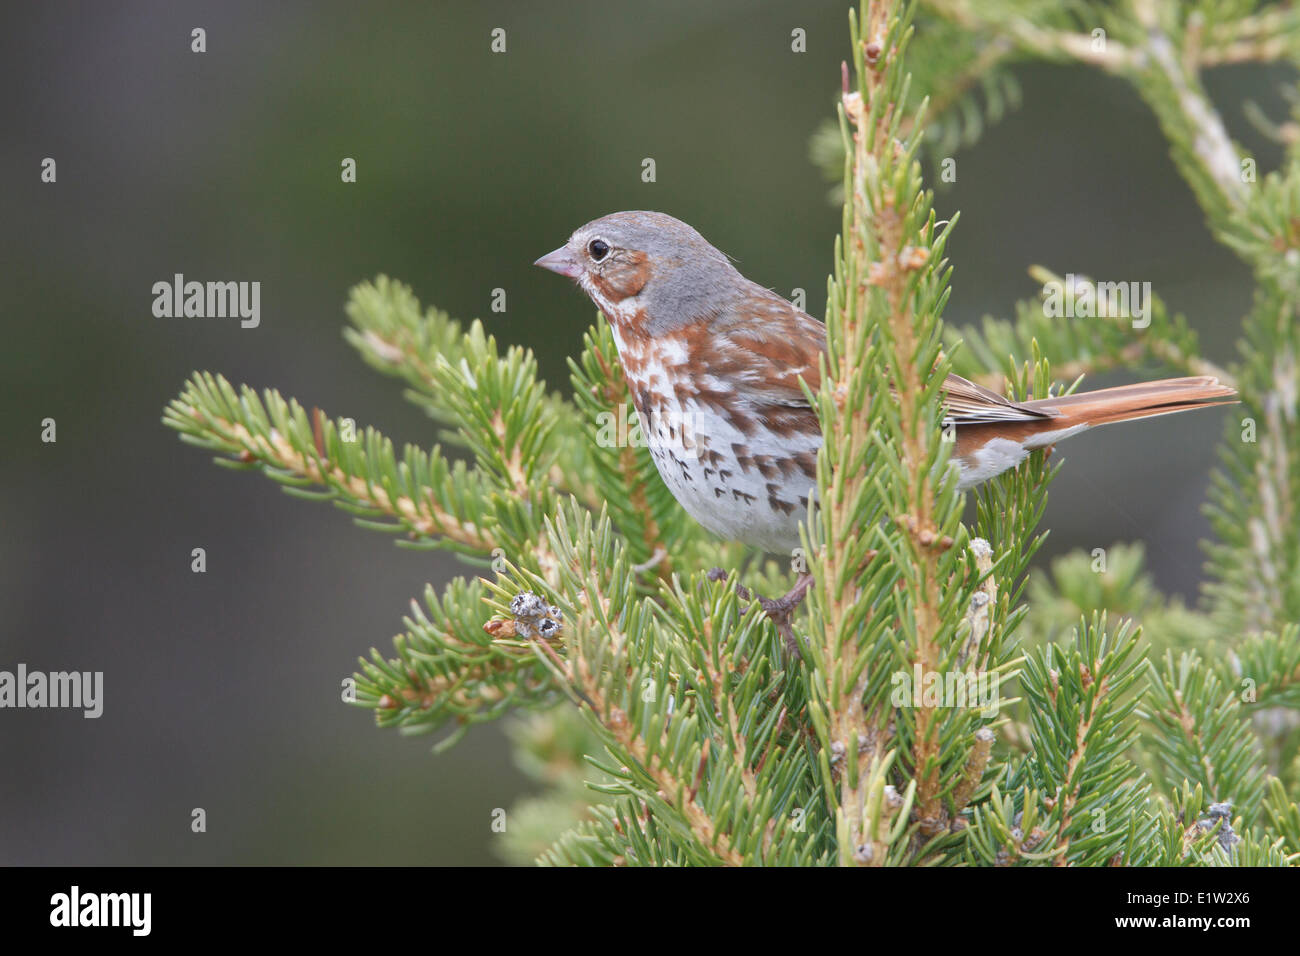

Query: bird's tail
[[1024, 376, 1238, 427]]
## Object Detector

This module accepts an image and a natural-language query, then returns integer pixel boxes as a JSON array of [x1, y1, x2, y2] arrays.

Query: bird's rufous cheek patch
[[592, 250, 651, 302]]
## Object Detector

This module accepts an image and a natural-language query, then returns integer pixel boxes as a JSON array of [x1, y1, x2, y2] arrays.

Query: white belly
[[635, 392, 818, 555]]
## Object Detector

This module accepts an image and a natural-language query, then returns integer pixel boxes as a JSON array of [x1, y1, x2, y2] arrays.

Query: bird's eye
[[587, 238, 610, 262]]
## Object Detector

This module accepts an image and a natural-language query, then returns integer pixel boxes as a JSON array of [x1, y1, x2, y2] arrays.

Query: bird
[[535, 210, 1237, 555]]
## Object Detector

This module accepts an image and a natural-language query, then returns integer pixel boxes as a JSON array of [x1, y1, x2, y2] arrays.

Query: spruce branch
[[1142, 648, 1268, 825], [1224, 624, 1300, 710], [1134, 6, 1251, 223], [951, 726, 995, 817], [922, 2, 1300, 264], [344, 276, 597, 507], [355, 577, 558, 745], [1036, 617, 1147, 866], [1263, 775, 1300, 860], [1136, 782, 1239, 865], [1195, 5, 1300, 66], [163, 372, 497, 554], [803, 0, 1023, 866], [969, 615, 1150, 866], [810, 19, 1023, 199], [343, 280, 557, 500], [922, 0, 1140, 72], [1204, 290, 1300, 636], [483, 508, 743, 866], [655, 570, 829, 856], [804, 0, 922, 865], [485, 504, 823, 865]]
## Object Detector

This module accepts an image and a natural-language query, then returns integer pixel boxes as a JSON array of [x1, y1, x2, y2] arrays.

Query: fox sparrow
[[536, 211, 1237, 554]]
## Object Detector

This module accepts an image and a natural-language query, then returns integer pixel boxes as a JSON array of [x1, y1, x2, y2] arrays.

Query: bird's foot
[[705, 568, 814, 656]]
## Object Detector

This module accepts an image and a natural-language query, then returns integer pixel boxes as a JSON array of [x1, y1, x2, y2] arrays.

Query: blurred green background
[[1, 1, 1288, 864]]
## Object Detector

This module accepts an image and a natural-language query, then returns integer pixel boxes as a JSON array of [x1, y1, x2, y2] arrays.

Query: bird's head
[[534, 210, 742, 336]]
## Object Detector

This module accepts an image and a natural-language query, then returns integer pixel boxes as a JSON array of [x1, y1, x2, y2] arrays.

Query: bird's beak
[[534, 245, 582, 279]]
